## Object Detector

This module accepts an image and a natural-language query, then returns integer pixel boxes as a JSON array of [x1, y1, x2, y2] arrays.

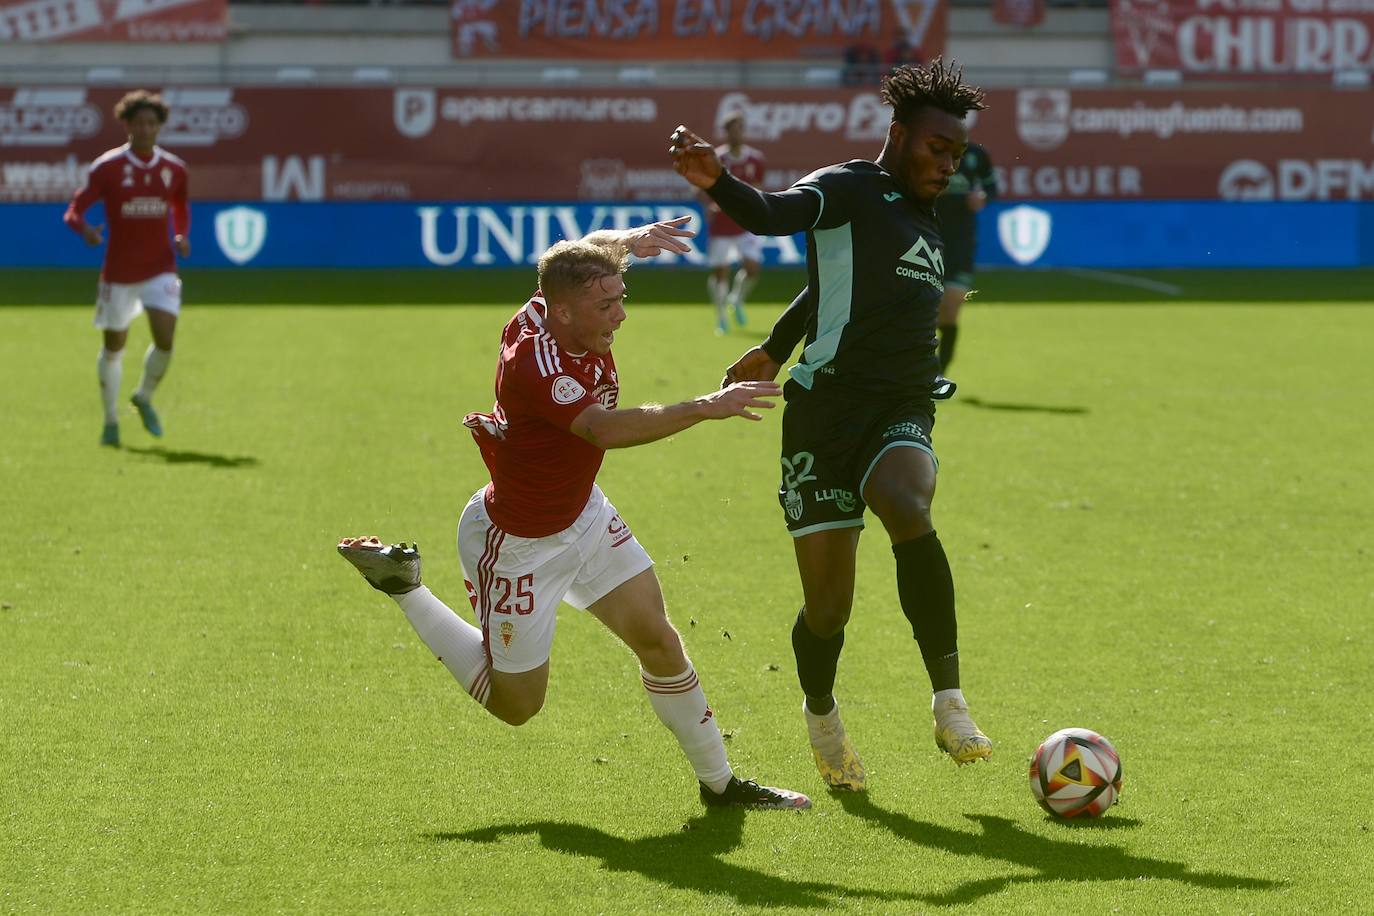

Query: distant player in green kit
[[933, 140, 997, 371]]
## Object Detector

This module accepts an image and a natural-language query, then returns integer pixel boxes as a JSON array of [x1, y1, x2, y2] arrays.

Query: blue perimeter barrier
[[4, 200, 1371, 269]]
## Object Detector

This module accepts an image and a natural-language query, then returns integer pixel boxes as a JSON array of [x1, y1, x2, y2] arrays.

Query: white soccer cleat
[[933, 695, 993, 765], [805, 702, 867, 791], [337, 536, 422, 595]]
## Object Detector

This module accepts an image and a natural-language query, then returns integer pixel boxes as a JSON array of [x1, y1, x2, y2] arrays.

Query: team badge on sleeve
[[551, 375, 587, 404]]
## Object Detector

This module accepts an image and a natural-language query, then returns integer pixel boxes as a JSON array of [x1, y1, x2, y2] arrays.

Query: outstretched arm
[[707, 172, 821, 236], [583, 215, 695, 259], [670, 125, 820, 236], [570, 381, 781, 450]]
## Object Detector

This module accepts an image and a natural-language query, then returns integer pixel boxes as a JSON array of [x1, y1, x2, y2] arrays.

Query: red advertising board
[[450, 0, 945, 62], [0, 0, 226, 41], [1113, 0, 1374, 78], [993, 0, 1044, 29], [2, 85, 1368, 204]]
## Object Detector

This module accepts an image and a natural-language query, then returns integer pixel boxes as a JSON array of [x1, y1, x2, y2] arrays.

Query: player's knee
[[871, 489, 932, 531], [494, 694, 545, 727], [633, 620, 686, 671], [803, 601, 851, 638]]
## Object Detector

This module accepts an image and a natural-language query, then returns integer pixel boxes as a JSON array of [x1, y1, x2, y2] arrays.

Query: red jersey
[[463, 295, 620, 538], [63, 144, 190, 284], [709, 144, 766, 237]]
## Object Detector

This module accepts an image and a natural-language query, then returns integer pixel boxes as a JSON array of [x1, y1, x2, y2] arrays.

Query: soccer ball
[[1029, 727, 1122, 818]]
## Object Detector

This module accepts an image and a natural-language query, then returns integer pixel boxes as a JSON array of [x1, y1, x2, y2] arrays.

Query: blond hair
[[537, 239, 629, 306]]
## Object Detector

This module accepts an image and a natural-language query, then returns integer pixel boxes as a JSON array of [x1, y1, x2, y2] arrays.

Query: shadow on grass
[[836, 795, 1281, 906], [957, 396, 1090, 415], [430, 807, 922, 909], [123, 446, 260, 469]]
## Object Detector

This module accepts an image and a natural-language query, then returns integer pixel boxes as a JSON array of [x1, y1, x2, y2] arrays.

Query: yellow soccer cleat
[[805, 702, 867, 791], [933, 695, 993, 765]]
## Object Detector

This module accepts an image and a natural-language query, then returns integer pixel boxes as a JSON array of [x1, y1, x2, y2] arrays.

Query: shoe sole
[[337, 544, 420, 594], [704, 793, 812, 811], [935, 736, 994, 765]]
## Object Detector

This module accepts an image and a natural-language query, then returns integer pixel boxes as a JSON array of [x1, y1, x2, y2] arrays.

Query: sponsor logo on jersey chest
[[896, 236, 945, 289], [121, 197, 168, 218]]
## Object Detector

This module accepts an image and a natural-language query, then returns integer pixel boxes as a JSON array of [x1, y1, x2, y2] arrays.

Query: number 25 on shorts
[[492, 574, 534, 615]]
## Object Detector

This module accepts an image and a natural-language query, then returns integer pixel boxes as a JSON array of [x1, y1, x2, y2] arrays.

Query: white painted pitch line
[[1063, 268, 1184, 296]]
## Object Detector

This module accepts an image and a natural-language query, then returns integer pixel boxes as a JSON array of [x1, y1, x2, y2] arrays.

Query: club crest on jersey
[[499, 620, 514, 649], [551, 375, 586, 405], [160, 167, 172, 188]]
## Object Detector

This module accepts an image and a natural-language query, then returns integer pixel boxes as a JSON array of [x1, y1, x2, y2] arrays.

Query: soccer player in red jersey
[[703, 111, 766, 335], [64, 90, 189, 447], [339, 218, 811, 811]]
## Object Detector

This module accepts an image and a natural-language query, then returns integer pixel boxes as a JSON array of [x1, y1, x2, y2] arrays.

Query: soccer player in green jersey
[[933, 140, 998, 371], [670, 59, 993, 792]]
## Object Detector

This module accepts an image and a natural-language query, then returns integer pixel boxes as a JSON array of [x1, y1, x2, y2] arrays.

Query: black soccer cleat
[[337, 536, 422, 595], [700, 776, 811, 810]]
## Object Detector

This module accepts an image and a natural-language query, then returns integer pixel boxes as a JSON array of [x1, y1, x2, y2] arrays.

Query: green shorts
[[776, 380, 938, 537]]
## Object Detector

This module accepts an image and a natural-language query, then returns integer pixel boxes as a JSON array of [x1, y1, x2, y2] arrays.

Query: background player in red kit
[[339, 218, 810, 810], [64, 90, 189, 448], [702, 111, 766, 335]]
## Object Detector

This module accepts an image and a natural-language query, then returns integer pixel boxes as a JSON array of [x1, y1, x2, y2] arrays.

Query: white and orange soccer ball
[[1028, 727, 1122, 818]]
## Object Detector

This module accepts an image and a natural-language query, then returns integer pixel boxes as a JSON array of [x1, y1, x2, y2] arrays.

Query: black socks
[[791, 607, 844, 713], [892, 531, 960, 691]]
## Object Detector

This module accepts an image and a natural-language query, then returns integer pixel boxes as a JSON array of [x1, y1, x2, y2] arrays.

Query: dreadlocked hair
[[880, 57, 986, 125]]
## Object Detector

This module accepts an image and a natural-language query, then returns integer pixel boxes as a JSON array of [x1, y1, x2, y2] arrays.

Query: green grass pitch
[[2, 274, 1372, 913]]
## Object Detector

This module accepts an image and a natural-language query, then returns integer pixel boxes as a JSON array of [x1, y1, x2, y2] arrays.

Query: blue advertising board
[[3, 200, 1371, 270]]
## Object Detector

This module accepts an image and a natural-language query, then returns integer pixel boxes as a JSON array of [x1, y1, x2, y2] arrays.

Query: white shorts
[[457, 484, 654, 674], [93, 272, 182, 330], [707, 234, 762, 268]]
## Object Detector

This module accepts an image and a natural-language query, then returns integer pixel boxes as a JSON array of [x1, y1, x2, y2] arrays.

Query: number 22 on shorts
[[781, 451, 817, 490]]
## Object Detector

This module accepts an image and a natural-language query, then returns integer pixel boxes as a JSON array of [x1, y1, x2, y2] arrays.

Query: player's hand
[[621, 215, 695, 258], [669, 125, 723, 190], [698, 381, 782, 421], [967, 189, 987, 213], [175, 234, 191, 258], [721, 347, 782, 388], [81, 223, 104, 246]]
